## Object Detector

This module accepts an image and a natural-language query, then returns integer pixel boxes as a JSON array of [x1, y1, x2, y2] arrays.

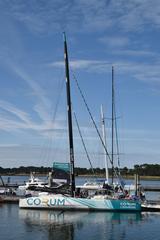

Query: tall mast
[[63, 33, 75, 196], [101, 105, 109, 183], [111, 66, 114, 184]]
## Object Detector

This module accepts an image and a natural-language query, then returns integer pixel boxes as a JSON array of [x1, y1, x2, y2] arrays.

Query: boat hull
[[141, 202, 160, 212], [19, 195, 141, 212]]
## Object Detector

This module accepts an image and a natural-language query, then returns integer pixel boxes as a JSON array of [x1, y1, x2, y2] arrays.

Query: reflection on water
[[19, 210, 87, 240], [19, 209, 142, 240], [19, 209, 89, 225], [1, 204, 160, 240]]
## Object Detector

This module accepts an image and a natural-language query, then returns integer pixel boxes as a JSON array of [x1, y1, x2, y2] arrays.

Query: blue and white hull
[[19, 194, 141, 212]]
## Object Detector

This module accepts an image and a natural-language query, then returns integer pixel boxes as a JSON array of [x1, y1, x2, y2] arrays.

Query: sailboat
[[75, 105, 109, 192], [19, 34, 141, 211]]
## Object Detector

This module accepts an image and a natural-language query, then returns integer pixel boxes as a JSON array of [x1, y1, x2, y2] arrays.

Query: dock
[[0, 183, 22, 188], [0, 195, 20, 203], [143, 185, 160, 192]]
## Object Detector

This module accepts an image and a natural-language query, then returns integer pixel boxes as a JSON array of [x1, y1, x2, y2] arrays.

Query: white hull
[[141, 202, 160, 211], [19, 194, 141, 211]]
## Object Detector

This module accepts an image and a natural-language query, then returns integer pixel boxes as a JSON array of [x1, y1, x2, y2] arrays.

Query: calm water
[[1, 176, 160, 240], [1, 204, 160, 240]]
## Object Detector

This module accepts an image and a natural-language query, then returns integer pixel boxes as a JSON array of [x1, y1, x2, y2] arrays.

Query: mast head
[[63, 32, 66, 42]]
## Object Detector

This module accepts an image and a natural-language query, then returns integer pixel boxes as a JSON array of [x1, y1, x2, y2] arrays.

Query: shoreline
[[78, 175, 160, 181], [1, 173, 160, 181]]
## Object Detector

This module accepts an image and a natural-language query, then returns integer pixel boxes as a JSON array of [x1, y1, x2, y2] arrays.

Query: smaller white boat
[[17, 172, 68, 197], [141, 200, 160, 211], [76, 180, 104, 190], [18, 172, 48, 191]]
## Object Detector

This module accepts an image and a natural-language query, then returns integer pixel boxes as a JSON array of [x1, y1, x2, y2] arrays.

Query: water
[[1, 176, 160, 239], [1, 204, 160, 240]]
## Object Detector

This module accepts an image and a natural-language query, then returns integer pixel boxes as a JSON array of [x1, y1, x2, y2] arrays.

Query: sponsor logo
[[49, 198, 65, 206], [120, 202, 136, 209], [27, 197, 65, 206]]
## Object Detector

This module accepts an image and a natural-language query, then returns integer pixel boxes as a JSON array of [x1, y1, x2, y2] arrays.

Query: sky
[[0, 0, 160, 169]]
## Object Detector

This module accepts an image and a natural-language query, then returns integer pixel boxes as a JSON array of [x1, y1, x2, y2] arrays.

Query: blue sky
[[0, 0, 160, 169]]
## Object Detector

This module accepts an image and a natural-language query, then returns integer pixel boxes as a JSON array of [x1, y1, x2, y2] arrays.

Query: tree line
[[0, 164, 160, 176]]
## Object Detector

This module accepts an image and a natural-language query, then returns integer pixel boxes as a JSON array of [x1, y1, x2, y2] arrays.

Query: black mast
[[63, 33, 75, 196]]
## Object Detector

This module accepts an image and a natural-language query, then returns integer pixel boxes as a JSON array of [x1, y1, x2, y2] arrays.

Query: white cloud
[[1, 0, 160, 34], [13, 66, 52, 118], [50, 59, 112, 72], [50, 58, 160, 84], [99, 36, 129, 48], [116, 50, 155, 57], [0, 66, 64, 135], [0, 100, 32, 124]]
